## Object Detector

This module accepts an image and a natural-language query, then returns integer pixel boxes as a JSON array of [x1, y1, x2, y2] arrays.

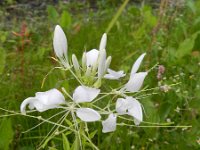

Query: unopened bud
[[98, 49, 106, 79], [72, 54, 81, 76], [82, 52, 87, 71], [104, 56, 112, 73], [99, 33, 107, 51]]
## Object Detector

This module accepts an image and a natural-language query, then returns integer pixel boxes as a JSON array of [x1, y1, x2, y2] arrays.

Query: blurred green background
[[0, 0, 200, 149]]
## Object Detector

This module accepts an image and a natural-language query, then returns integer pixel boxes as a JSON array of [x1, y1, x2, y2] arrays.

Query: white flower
[[20, 89, 66, 114], [125, 72, 148, 92], [124, 53, 148, 92], [84, 33, 110, 78], [76, 108, 101, 122], [104, 69, 126, 80], [86, 49, 99, 67], [102, 113, 117, 133], [116, 97, 143, 125], [53, 25, 68, 59], [73, 86, 100, 103], [102, 96, 143, 133], [72, 85, 101, 122]]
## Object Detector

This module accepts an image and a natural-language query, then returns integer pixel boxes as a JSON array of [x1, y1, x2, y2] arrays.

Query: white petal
[[76, 108, 101, 122], [102, 113, 117, 133], [53, 25, 67, 58], [20, 97, 53, 113], [130, 53, 146, 75], [20, 97, 37, 114], [86, 49, 99, 67], [125, 72, 148, 92], [98, 49, 106, 78], [104, 69, 126, 80], [126, 97, 143, 125], [31, 100, 53, 112], [73, 86, 100, 103], [99, 33, 107, 51], [20, 89, 65, 114], [35, 89, 65, 106], [116, 98, 128, 115]]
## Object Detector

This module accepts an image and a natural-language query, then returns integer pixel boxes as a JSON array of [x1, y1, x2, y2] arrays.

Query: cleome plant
[[1, 25, 191, 149], [21, 25, 148, 149]]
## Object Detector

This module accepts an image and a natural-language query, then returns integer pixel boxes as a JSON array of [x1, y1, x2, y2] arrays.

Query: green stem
[[106, 0, 129, 33]]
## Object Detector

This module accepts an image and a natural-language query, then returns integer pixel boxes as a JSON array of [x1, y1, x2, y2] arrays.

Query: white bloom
[[126, 97, 143, 125], [53, 25, 68, 59], [102, 113, 117, 133], [104, 69, 126, 80], [73, 86, 100, 103], [124, 72, 148, 92], [115, 98, 128, 115], [72, 86, 101, 122], [82, 33, 110, 81], [20, 89, 65, 114], [123, 53, 147, 92], [116, 97, 143, 125], [76, 108, 101, 122], [86, 49, 99, 67]]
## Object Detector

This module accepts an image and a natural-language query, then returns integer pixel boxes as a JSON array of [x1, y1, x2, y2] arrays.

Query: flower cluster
[[20, 25, 148, 133]]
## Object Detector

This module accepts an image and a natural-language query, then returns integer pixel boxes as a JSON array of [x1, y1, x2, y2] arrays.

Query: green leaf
[[186, 0, 196, 14], [60, 11, 72, 29], [47, 5, 59, 24], [0, 118, 14, 150], [62, 133, 70, 150], [89, 130, 97, 139], [175, 32, 200, 58], [64, 118, 73, 127], [142, 5, 157, 27], [0, 47, 6, 74], [0, 31, 7, 43], [159, 102, 172, 121], [71, 136, 79, 150], [141, 99, 160, 123], [48, 147, 58, 150]]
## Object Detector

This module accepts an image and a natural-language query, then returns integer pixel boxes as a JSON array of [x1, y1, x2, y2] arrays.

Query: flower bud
[[99, 33, 107, 51], [72, 54, 81, 76], [53, 25, 68, 59], [104, 56, 112, 73], [82, 52, 87, 71], [98, 49, 106, 79]]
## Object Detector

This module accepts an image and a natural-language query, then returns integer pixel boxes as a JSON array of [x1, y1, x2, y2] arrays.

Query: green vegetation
[[0, 0, 200, 149]]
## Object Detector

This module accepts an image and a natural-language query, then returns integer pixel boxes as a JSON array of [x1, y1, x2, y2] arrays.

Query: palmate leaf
[[60, 11, 72, 29], [47, 5, 59, 24], [175, 31, 200, 58]]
